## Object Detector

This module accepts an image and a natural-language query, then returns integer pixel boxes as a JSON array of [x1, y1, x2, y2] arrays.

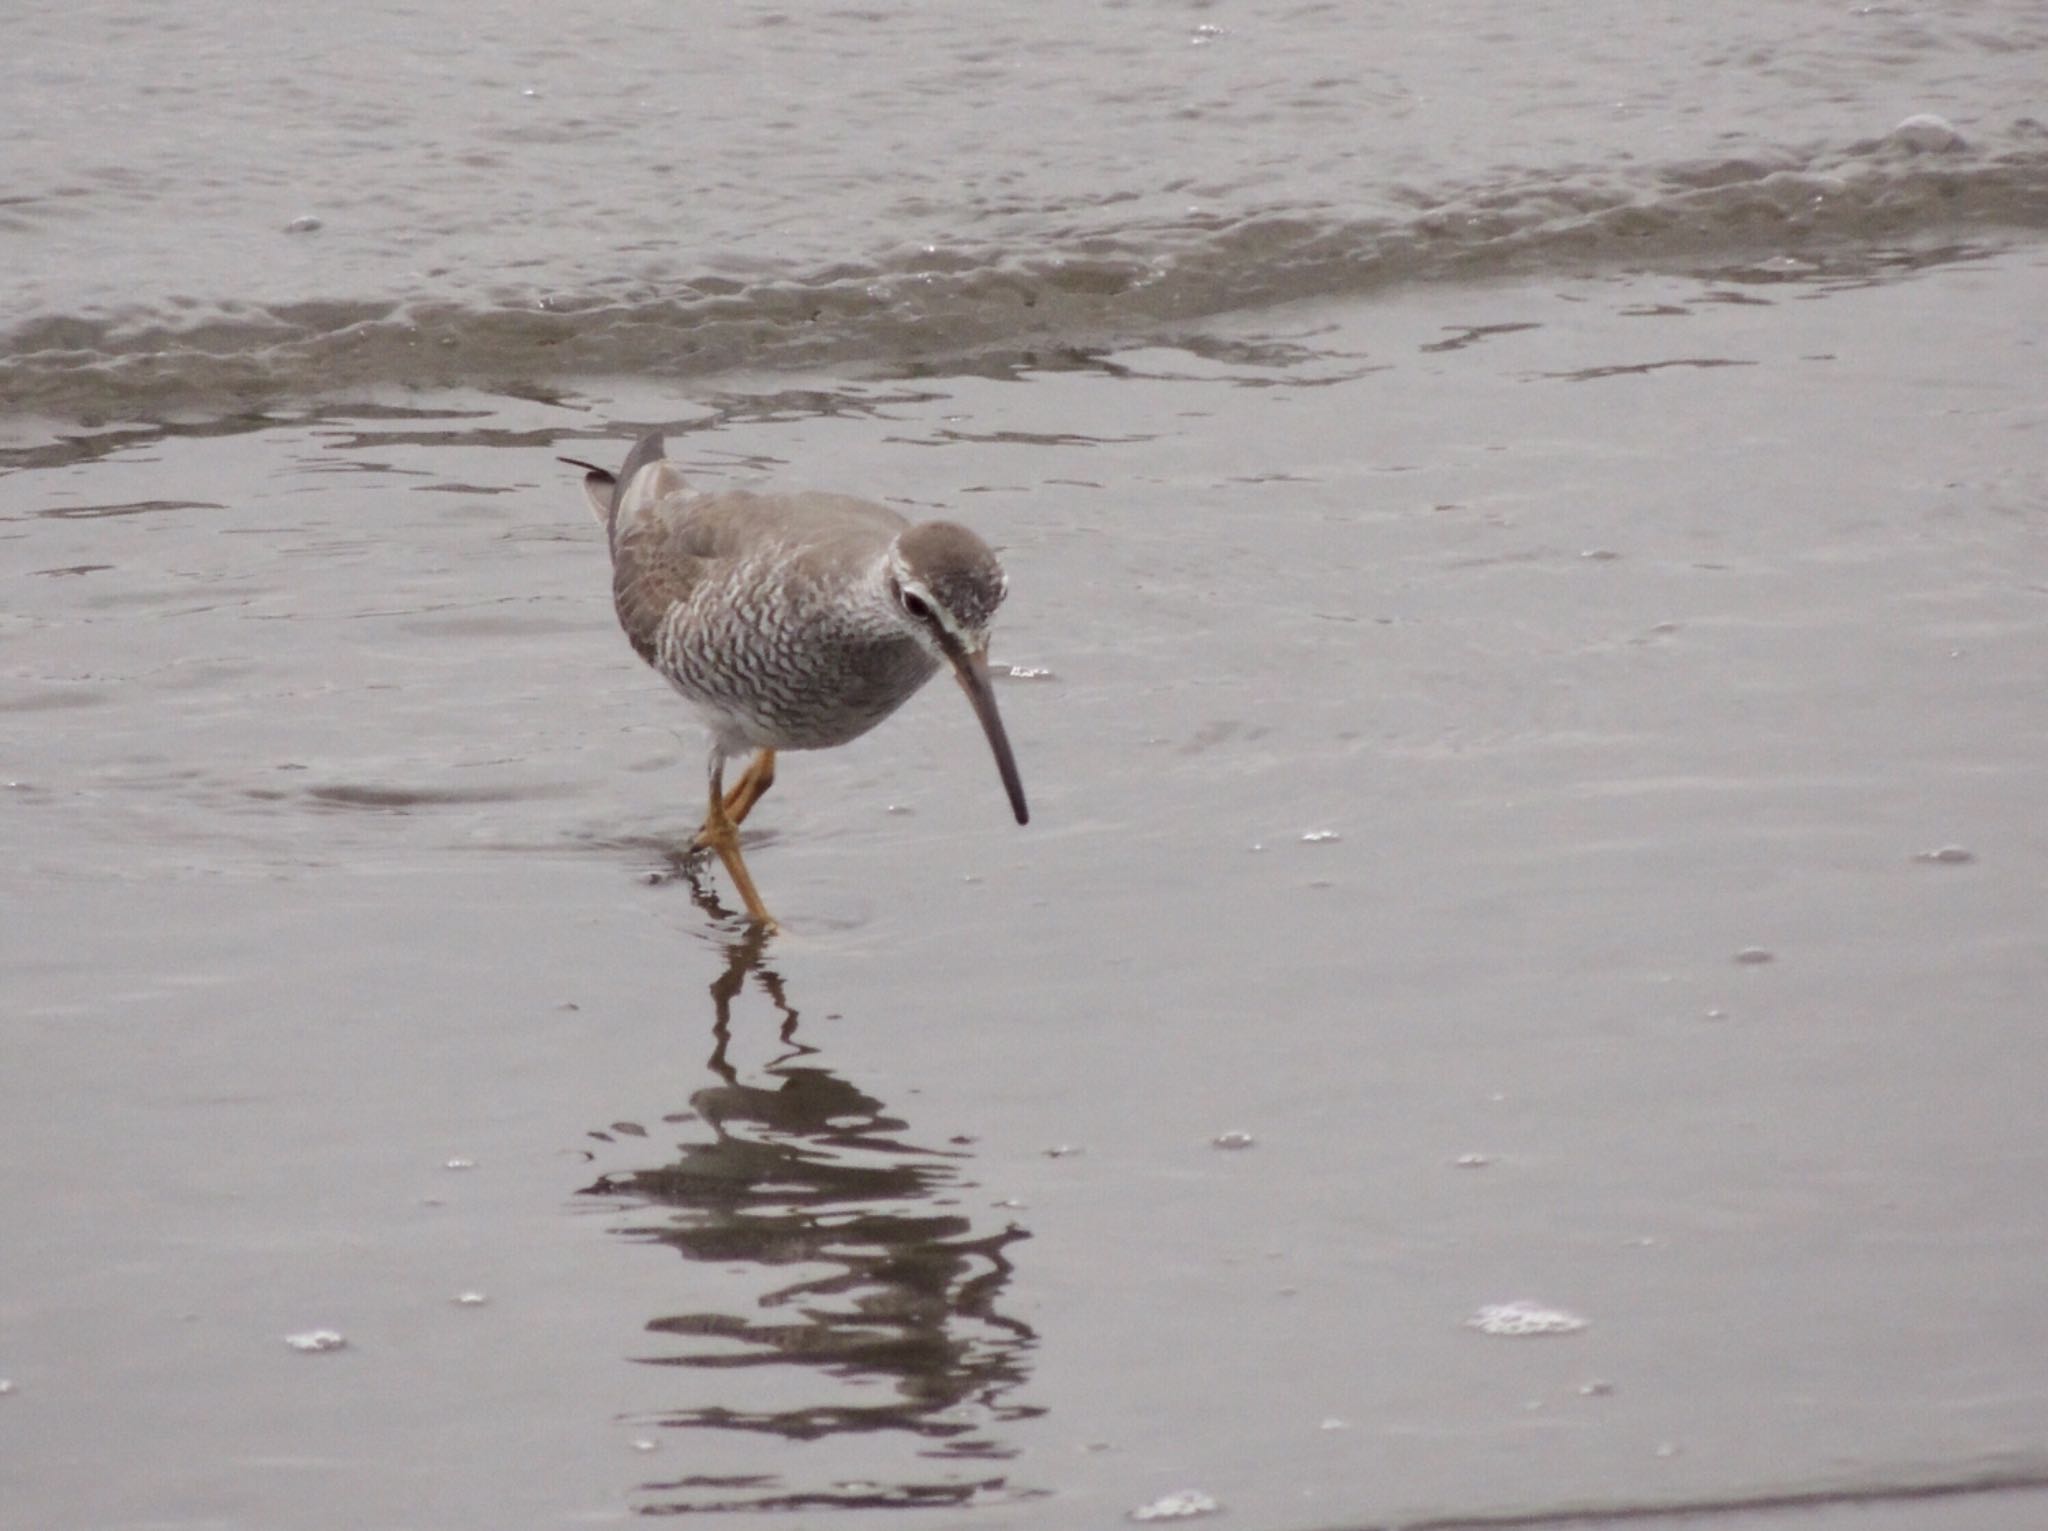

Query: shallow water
[[8, 0, 2048, 1523], [5, 240, 2048, 1527]]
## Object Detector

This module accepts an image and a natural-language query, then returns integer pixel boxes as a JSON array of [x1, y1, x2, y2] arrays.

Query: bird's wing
[[606, 438, 701, 666], [586, 428, 915, 665], [670, 489, 909, 556]]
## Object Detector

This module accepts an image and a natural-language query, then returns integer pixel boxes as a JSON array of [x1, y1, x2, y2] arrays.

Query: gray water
[[5, 0, 2047, 413], [4, 3, 2048, 1530]]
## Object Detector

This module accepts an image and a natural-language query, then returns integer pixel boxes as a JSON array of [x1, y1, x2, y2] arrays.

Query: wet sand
[[4, 246, 2047, 1528]]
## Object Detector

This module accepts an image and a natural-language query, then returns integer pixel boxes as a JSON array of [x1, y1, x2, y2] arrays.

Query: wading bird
[[564, 433, 1029, 929]]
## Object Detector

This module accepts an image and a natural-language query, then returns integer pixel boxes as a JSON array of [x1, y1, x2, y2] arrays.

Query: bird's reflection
[[580, 864, 1044, 1515]]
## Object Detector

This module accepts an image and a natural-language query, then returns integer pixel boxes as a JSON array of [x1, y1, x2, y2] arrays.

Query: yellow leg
[[697, 754, 777, 931], [692, 748, 776, 852], [723, 748, 777, 826]]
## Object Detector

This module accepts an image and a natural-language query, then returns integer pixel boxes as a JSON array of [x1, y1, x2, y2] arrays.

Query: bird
[[562, 431, 1029, 930]]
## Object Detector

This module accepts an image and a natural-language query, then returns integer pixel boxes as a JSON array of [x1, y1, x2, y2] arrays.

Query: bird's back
[[601, 449, 938, 751]]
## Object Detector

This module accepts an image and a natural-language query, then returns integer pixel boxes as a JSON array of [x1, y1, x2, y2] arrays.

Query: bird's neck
[[836, 551, 913, 643]]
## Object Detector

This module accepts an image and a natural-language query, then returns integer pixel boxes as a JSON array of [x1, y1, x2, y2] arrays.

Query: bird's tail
[[558, 431, 669, 541]]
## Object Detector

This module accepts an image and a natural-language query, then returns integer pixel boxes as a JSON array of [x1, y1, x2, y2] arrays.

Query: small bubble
[[1655, 1440, 1683, 1459], [1319, 1417, 1349, 1431], [453, 1292, 488, 1307], [1734, 946, 1774, 965], [1248, 841, 1267, 853], [1452, 1153, 1494, 1169], [1465, 1300, 1588, 1338], [1579, 548, 1621, 561], [283, 214, 323, 234], [630, 1437, 658, 1453], [1043, 1144, 1083, 1159], [1300, 830, 1340, 844], [1132, 1489, 1220, 1521], [1212, 1131, 1256, 1151], [1703, 1007, 1727, 1021], [885, 803, 915, 815], [993, 1197, 1027, 1209], [444, 1157, 476, 1171], [285, 1329, 347, 1353], [0, 1379, 15, 1396], [1913, 845, 1974, 865], [1580, 1379, 1615, 1397], [1005, 665, 1056, 681], [521, 86, 541, 99]]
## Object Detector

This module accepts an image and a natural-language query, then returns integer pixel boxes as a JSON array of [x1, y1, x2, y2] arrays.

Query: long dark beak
[[949, 644, 1029, 826]]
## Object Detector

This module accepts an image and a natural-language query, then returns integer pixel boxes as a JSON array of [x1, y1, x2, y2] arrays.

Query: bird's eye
[[902, 590, 933, 621]]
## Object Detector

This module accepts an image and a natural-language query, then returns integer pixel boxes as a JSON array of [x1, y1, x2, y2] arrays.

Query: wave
[[6, 122, 2045, 418]]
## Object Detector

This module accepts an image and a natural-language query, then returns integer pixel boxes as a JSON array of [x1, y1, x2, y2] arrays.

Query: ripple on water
[[302, 783, 561, 811], [1889, 113, 1964, 153]]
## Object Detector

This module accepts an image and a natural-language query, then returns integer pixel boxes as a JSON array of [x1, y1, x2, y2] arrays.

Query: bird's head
[[886, 521, 1029, 827]]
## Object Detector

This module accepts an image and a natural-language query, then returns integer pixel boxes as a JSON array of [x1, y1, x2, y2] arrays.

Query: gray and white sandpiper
[[563, 432, 1029, 930]]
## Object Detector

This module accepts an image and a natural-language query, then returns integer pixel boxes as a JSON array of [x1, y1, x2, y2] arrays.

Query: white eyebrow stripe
[[917, 582, 978, 648], [889, 551, 983, 649]]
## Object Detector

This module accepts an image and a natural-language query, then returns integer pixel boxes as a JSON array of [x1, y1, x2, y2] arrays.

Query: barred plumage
[[562, 431, 1029, 930]]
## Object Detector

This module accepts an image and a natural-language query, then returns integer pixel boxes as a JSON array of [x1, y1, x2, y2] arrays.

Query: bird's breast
[[653, 596, 939, 752]]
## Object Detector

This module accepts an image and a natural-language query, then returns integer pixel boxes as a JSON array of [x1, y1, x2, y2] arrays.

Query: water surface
[[4, 3, 2048, 1527]]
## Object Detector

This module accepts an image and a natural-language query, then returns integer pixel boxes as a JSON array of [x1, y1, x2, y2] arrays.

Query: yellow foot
[[695, 818, 777, 930]]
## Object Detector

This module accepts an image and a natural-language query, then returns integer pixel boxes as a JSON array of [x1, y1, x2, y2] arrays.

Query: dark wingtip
[[560, 454, 618, 532], [563, 433, 667, 533]]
